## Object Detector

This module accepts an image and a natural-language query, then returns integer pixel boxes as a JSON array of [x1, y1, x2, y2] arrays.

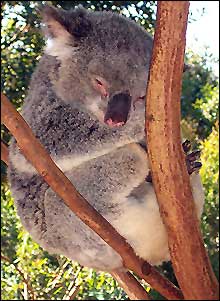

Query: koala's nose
[[104, 92, 131, 127]]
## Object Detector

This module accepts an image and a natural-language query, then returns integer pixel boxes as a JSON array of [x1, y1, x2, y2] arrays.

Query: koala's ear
[[40, 5, 91, 58], [40, 5, 92, 39]]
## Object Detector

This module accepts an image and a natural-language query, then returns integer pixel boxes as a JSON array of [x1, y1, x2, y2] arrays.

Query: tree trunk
[[145, 1, 219, 300]]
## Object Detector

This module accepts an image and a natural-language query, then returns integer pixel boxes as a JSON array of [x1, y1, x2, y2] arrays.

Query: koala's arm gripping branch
[[1, 92, 183, 300], [145, 1, 219, 300]]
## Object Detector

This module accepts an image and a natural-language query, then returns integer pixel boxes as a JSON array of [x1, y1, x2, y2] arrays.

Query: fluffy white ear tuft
[[40, 5, 91, 59], [40, 5, 73, 58], [45, 37, 74, 59]]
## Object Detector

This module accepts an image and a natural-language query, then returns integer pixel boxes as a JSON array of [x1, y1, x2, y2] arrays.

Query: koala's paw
[[145, 140, 202, 182], [182, 140, 202, 175]]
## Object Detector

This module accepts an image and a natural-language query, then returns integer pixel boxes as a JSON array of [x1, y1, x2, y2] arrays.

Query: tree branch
[[1, 92, 183, 299], [111, 270, 151, 300], [145, 1, 219, 300]]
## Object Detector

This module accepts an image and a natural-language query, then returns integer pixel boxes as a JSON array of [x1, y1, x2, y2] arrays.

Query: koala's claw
[[186, 151, 202, 175], [182, 140, 202, 174], [145, 172, 152, 183], [182, 139, 191, 154], [146, 141, 202, 182], [186, 150, 201, 162]]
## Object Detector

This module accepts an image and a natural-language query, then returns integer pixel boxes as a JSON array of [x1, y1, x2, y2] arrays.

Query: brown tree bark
[[1, 93, 183, 299], [111, 270, 151, 300], [145, 1, 219, 300]]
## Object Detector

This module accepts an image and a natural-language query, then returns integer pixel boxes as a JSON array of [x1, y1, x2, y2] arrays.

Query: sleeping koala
[[8, 5, 205, 271]]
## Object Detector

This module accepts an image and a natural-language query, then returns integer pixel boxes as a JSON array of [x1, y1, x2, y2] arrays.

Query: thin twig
[[1, 93, 183, 299], [46, 260, 70, 292], [68, 285, 80, 300], [1, 254, 35, 300], [8, 24, 31, 47], [62, 265, 83, 300]]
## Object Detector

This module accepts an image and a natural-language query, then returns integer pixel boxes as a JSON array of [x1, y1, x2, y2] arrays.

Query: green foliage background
[[1, 1, 219, 300]]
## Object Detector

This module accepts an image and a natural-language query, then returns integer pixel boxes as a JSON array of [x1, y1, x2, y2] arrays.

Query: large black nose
[[104, 92, 131, 126]]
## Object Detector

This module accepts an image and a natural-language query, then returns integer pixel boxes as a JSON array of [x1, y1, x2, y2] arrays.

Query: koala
[[8, 5, 205, 271]]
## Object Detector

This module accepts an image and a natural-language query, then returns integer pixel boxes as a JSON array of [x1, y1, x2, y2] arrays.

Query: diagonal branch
[[1, 92, 183, 299], [111, 270, 151, 300], [145, 1, 219, 300]]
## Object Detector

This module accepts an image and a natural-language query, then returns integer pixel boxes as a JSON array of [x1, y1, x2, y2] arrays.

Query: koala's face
[[86, 54, 150, 127], [42, 5, 153, 127]]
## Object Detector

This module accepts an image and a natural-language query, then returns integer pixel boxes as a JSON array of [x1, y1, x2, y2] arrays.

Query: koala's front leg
[[144, 140, 204, 222], [182, 140, 205, 217], [68, 142, 150, 214]]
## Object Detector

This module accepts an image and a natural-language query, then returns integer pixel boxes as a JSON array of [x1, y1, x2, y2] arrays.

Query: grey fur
[[8, 6, 204, 271]]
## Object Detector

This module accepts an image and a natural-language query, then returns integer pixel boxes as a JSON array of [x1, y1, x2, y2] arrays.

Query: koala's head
[[41, 5, 153, 127]]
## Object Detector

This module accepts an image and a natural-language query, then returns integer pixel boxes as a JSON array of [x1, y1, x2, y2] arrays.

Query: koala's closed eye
[[138, 95, 146, 100], [92, 77, 109, 98]]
